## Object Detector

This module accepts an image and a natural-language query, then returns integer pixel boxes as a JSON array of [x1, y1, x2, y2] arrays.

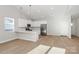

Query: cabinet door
[[18, 19, 27, 27], [31, 21, 47, 27], [31, 21, 40, 27]]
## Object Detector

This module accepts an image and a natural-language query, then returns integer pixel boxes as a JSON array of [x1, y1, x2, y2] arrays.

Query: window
[[4, 17, 14, 32]]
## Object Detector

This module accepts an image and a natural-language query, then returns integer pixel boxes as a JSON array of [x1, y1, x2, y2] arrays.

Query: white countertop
[[15, 28, 40, 35], [15, 31, 36, 33], [15, 31, 39, 34]]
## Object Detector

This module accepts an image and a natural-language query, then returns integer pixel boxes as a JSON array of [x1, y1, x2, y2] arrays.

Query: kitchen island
[[16, 31, 39, 42]]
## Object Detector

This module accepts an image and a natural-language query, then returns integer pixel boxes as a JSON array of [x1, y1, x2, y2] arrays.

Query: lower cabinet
[[16, 31, 39, 42]]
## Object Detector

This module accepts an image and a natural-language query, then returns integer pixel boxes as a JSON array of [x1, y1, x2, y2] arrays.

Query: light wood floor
[[0, 35, 79, 54]]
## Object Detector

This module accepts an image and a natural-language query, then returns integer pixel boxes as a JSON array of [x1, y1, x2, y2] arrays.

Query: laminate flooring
[[0, 35, 79, 54]]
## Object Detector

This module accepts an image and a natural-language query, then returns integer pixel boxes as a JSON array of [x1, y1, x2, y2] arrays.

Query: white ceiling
[[15, 5, 79, 20]]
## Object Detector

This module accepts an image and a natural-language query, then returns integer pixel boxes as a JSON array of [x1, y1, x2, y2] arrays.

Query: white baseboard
[[0, 37, 37, 44], [0, 37, 17, 44], [18, 38, 37, 42]]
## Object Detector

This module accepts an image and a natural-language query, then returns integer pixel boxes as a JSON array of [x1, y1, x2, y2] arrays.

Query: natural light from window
[[4, 17, 14, 32]]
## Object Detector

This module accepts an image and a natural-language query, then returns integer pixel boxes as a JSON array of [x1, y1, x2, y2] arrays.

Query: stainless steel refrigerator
[[40, 24, 47, 36]]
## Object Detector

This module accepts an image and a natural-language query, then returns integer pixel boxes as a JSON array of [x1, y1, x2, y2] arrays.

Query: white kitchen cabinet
[[16, 31, 39, 42], [18, 18, 27, 27], [31, 21, 47, 27], [31, 21, 40, 27]]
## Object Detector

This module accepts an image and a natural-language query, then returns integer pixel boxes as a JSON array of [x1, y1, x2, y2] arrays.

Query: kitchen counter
[[15, 31, 39, 42], [16, 31, 37, 34]]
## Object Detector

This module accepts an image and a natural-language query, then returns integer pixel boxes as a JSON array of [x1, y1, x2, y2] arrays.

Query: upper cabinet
[[17, 18, 47, 28], [31, 21, 47, 27], [31, 21, 40, 27], [18, 18, 27, 27]]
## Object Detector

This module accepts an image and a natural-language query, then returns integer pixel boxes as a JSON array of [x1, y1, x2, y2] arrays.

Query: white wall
[[0, 6, 21, 43], [71, 17, 79, 37], [47, 14, 71, 38], [71, 19, 76, 35], [72, 18, 79, 37], [76, 18, 79, 36], [67, 15, 71, 38]]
